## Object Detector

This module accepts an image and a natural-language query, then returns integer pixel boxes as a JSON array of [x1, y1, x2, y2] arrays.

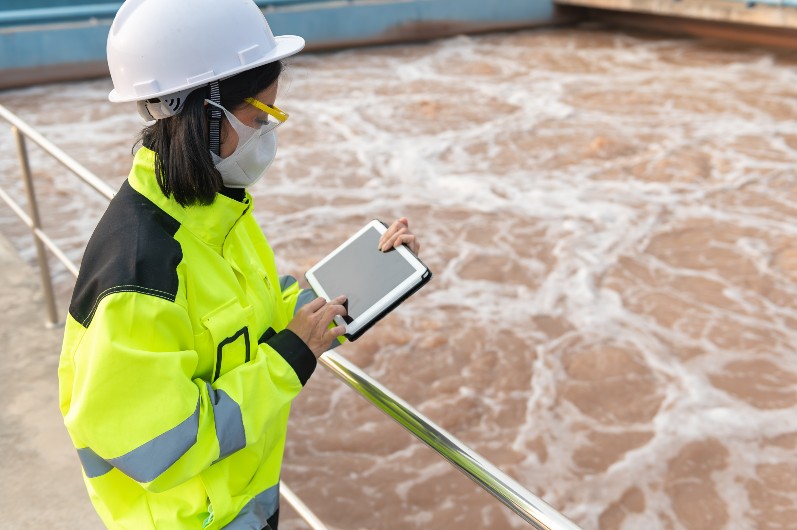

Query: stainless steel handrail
[[0, 103, 583, 530], [0, 104, 116, 200], [321, 351, 581, 530], [280, 483, 330, 530], [0, 103, 115, 327]]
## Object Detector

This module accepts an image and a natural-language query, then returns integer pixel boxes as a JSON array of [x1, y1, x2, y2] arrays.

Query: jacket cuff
[[265, 329, 316, 386]]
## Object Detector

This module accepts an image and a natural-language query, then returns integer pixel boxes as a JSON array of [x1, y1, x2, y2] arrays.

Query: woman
[[58, 0, 419, 528]]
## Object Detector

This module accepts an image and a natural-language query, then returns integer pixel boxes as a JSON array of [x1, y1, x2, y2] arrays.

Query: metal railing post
[[13, 126, 59, 326]]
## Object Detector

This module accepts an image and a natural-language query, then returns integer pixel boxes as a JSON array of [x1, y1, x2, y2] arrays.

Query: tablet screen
[[311, 226, 417, 321]]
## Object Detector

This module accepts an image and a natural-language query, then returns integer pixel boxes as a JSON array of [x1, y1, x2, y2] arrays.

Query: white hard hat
[[107, 0, 304, 105]]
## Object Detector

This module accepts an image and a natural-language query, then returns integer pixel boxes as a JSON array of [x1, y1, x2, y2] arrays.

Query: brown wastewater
[[1, 24, 796, 530]]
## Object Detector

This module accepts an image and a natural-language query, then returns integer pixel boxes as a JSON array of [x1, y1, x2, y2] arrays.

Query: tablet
[[305, 219, 432, 341]]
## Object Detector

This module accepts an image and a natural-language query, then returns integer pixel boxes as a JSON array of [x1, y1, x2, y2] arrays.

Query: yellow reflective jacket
[[58, 147, 318, 529]]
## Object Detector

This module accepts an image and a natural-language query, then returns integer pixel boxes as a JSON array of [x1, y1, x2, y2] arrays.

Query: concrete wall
[[557, 0, 797, 28], [0, 0, 561, 89]]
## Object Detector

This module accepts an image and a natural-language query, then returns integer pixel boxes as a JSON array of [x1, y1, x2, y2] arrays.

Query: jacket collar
[[127, 147, 251, 248]]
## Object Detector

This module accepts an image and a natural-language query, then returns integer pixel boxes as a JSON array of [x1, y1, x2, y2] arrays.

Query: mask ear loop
[[207, 81, 222, 157]]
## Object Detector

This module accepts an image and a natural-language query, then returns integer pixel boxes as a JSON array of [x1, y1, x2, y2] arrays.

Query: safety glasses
[[245, 97, 288, 133]]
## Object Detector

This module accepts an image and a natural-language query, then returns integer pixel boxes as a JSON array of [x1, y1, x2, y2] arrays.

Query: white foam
[[3, 27, 797, 530]]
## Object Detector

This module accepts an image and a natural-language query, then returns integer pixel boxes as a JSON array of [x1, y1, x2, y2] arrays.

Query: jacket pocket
[[202, 298, 253, 381]]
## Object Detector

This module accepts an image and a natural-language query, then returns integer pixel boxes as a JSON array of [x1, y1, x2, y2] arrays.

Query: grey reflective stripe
[[282, 276, 316, 315], [108, 398, 200, 483], [205, 382, 246, 460], [295, 289, 316, 315], [224, 483, 280, 529], [279, 275, 297, 291], [77, 446, 113, 478]]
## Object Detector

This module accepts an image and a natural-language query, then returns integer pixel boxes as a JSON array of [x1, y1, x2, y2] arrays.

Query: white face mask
[[207, 100, 278, 189]]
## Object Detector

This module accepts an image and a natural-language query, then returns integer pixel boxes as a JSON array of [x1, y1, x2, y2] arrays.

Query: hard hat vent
[[163, 97, 181, 113]]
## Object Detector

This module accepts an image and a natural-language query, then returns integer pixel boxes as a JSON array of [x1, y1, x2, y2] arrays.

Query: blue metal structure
[[0, 0, 559, 88], [6, 0, 797, 88]]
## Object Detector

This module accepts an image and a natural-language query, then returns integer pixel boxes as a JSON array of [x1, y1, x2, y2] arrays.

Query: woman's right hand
[[286, 295, 348, 358]]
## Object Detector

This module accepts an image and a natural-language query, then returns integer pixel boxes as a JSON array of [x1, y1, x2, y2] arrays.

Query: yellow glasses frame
[[245, 97, 289, 125]]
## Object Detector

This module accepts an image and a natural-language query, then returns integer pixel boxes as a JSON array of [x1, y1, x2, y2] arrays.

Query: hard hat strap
[[208, 81, 222, 156]]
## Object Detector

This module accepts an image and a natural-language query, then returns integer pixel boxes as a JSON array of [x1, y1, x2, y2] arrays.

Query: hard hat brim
[[108, 35, 305, 103]]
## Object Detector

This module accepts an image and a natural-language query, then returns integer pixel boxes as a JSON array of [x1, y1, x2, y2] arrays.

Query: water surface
[[1, 24, 797, 530]]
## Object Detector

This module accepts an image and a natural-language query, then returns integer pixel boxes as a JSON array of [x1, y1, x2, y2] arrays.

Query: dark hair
[[138, 60, 283, 206]]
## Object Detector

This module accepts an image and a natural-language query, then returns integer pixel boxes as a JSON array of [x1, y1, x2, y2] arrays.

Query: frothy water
[[2, 24, 797, 530]]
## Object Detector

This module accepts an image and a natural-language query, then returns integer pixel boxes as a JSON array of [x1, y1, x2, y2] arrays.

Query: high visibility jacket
[[58, 146, 318, 529]]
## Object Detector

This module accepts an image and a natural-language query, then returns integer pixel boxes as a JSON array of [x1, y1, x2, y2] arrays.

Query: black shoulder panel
[[69, 181, 182, 327]]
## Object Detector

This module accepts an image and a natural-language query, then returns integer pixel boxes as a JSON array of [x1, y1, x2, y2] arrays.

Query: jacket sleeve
[[63, 290, 314, 493], [278, 274, 346, 349]]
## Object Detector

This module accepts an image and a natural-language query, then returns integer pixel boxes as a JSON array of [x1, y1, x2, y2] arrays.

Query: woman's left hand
[[378, 217, 421, 255]]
